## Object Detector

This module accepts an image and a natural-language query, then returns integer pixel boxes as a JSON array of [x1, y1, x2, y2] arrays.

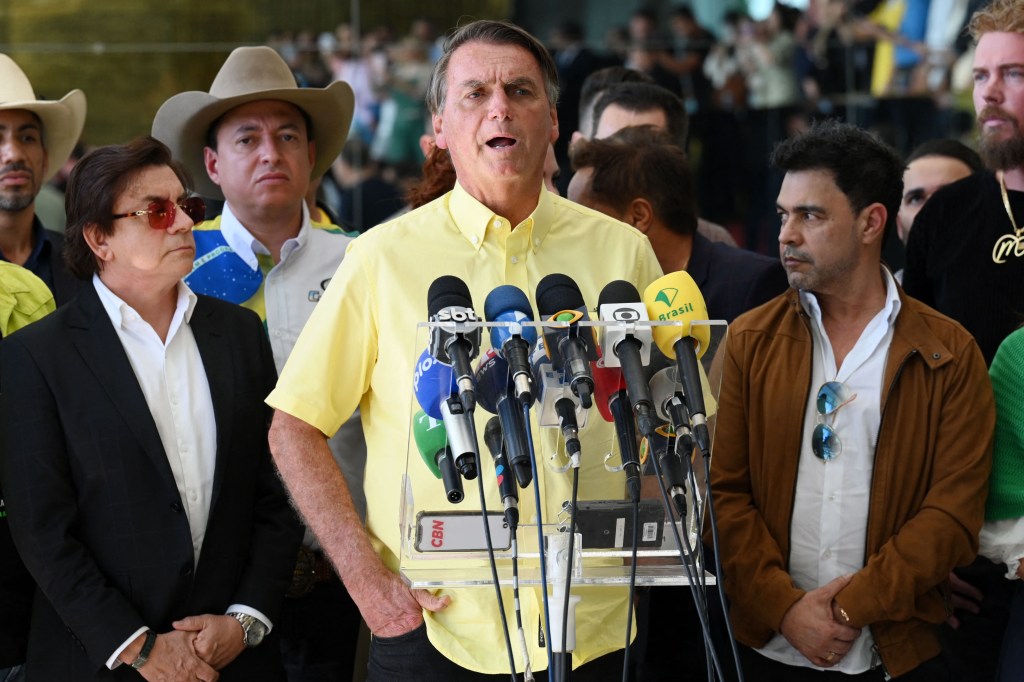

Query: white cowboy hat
[[151, 45, 354, 199], [0, 54, 86, 184]]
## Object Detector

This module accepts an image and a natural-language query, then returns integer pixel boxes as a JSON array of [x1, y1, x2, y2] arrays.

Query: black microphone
[[608, 388, 641, 503], [412, 410, 464, 504], [428, 276, 482, 412], [483, 416, 520, 529], [555, 396, 582, 462], [598, 280, 657, 438], [536, 274, 598, 409]]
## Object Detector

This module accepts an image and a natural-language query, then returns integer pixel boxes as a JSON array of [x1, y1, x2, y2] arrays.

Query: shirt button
[[471, 235, 479, 245], [492, 219, 502, 229], [511, 256, 519, 264], [823, 549, 832, 559], [534, 238, 540, 247]]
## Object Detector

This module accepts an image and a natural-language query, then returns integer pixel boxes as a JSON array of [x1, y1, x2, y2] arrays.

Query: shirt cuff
[[226, 604, 273, 633], [107, 626, 149, 670]]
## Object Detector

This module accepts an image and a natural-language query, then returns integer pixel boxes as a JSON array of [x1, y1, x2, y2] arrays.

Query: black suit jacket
[[687, 232, 789, 323], [0, 282, 301, 680]]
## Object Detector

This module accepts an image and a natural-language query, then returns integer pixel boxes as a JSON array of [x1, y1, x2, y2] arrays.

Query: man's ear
[[203, 147, 221, 186], [82, 224, 112, 265], [860, 202, 887, 246], [626, 197, 654, 234]]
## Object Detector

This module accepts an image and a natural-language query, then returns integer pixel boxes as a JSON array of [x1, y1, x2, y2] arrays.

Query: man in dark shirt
[[0, 54, 85, 306]]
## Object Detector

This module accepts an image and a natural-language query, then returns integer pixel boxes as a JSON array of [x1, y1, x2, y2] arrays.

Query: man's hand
[[119, 630, 219, 681], [945, 570, 984, 629], [172, 614, 246, 670], [358, 563, 451, 638], [779, 574, 861, 668]]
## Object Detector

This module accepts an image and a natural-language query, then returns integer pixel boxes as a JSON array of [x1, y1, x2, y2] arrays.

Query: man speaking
[[266, 19, 662, 680]]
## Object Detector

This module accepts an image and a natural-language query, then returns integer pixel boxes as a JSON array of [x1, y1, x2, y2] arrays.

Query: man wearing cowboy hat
[[0, 54, 84, 306], [152, 45, 366, 681]]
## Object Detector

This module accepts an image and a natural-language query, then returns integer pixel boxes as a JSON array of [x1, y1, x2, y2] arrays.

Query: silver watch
[[228, 612, 267, 648]]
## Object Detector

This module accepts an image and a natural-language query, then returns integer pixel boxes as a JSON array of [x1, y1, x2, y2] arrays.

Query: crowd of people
[[0, 0, 1023, 681]]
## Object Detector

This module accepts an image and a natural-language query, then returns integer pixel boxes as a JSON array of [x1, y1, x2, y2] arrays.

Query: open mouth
[[487, 137, 517, 149]]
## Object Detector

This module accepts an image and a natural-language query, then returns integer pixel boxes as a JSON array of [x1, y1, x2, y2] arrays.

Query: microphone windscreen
[[485, 284, 539, 348], [428, 275, 474, 317], [483, 416, 503, 457], [413, 349, 457, 419], [536, 273, 586, 317], [412, 410, 445, 478], [473, 348, 511, 415], [591, 360, 626, 423], [643, 271, 711, 359], [598, 280, 642, 307]]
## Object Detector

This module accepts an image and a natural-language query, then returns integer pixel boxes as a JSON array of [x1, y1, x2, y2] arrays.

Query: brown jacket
[[710, 287, 995, 677]]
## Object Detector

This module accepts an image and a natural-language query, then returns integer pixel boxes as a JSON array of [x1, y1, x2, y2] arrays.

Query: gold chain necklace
[[993, 170, 1024, 264]]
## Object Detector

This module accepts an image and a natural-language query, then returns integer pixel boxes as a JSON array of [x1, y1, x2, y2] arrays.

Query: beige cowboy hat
[[151, 45, 354, 199], [0, 54, 86, 184]]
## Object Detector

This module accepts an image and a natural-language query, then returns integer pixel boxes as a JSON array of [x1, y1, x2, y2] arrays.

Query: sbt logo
[[435, 307, 479, 323]]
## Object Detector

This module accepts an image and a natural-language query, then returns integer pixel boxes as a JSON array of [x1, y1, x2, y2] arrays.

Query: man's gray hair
[[425, 20, 559, 115]]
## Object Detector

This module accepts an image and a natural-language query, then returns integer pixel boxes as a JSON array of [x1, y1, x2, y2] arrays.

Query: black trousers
[[366, 623, 628, 682], [738, 646, 950, 682]]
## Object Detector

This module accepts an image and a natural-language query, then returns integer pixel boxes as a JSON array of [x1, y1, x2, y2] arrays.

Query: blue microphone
[[476, 349, 533, 488], [413, 349, 477, 480], [484, 285, 539, 406]]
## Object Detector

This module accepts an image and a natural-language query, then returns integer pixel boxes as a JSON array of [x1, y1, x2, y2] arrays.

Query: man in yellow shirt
[[267, 19, 662, 681]]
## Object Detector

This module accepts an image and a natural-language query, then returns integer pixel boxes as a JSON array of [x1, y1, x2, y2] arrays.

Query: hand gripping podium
[[398, 318, 728, 592]]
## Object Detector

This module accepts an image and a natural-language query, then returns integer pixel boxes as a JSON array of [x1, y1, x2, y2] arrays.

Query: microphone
[[476, 349, 533, 488], [591, 360, 641, 503], [648, 368, 691, 516], [535, 274, 598, 409], [598, 280, 656, 438], [413, 349, 478, 480], [484, 285, 538, 406], [412, 410, 464, 504], [428, 276, 482, 411], [649, 366, 695, 457], [555, 397, 582, 462], [483, 416, 520, 529], [643, 271, 713, 456]]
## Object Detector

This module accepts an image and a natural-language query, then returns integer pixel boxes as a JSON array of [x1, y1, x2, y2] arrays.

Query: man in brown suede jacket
[[711, 120, 995, 680]]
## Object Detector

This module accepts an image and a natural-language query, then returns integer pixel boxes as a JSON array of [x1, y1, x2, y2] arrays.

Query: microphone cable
[[467, 414, 518, 682], [621, 495, 640, 682], [645, 427, 726, 681], [510, 525, 534, 681], [554, 463, 581, 682], [521, 403, 554, 674]]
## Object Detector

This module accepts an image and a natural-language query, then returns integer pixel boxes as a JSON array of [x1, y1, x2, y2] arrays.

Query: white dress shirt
[[93, 276, 270, 667], [759, 268, 901, 673]]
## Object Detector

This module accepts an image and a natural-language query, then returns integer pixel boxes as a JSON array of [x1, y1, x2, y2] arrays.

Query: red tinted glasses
[[111, 196, 206, 230]]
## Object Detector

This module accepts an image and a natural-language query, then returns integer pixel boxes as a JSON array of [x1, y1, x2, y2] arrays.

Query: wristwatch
[[227, 612, 268, 648]]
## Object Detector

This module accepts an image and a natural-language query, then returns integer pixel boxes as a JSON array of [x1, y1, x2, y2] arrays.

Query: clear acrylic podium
[[398, 318, 728, 591]]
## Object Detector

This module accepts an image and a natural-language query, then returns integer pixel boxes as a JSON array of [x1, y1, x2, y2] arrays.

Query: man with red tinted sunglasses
[[0, 136, 302, 681], [153, 46, 366, 681]]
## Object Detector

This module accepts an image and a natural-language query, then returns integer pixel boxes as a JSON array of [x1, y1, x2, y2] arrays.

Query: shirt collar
[[92, 273, 199, 330], [219, 201, 311, 270], [799, 266, 902, 328], [447, 181, 553, 252]]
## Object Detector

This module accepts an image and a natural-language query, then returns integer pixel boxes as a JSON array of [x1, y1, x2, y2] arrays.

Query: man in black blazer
[[0, 137, 301, 681]]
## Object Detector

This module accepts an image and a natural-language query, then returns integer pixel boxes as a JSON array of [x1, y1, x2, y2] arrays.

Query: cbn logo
[[655, 288, 678, 307]]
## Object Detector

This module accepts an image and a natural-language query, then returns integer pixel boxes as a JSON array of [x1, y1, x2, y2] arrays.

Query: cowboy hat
[[0, 54, 86, 184], [151, 46, 354, 199]]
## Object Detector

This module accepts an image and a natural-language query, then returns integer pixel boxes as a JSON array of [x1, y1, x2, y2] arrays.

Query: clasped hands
[[779, 574, 862, 669], [122, 614, 245, 681]]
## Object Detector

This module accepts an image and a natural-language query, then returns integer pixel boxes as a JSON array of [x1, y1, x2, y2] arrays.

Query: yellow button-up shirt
[[268, 183, 662, 673]]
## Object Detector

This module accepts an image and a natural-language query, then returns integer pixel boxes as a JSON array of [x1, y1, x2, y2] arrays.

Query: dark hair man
[[0, 54, 84, 305], [897, 139, 982, 245], [569, 125, 786, 322], [590, 81, 689, 147], [0, 136, 301, 681], [265, 19, 662, 681], [712, 120, 994, 680]]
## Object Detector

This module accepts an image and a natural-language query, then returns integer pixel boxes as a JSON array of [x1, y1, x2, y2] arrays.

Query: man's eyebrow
[[903, 187, 926, 201], [777, 203, 827, 214]]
